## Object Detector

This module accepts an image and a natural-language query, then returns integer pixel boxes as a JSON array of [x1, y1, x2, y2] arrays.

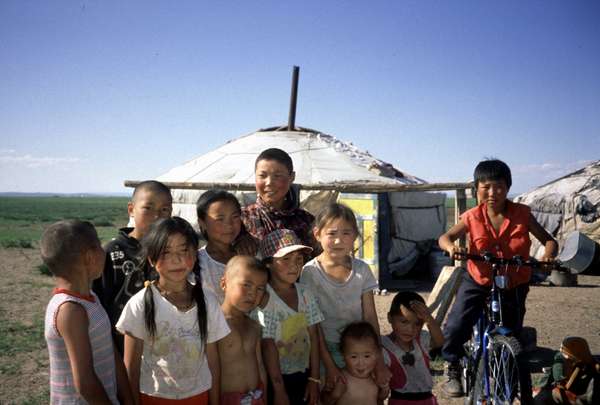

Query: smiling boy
[[241, 148, 320, 256]]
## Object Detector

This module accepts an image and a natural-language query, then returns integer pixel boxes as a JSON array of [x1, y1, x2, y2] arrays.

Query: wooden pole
[[124, 180, 473, 193]]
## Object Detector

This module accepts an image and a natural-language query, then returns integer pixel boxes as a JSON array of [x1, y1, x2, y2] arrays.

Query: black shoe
[[442, 362, 464, 397]]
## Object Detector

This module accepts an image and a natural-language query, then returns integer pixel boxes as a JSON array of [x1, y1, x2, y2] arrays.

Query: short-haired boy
[[92, 180, 172, 355], [42, 220, 133, 404], [219, 255, 270, 405], [242, 148, 320, 256], [438, 159, 558, 397]]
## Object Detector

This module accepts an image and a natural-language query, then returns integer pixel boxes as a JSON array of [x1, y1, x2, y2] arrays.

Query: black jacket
[[92, 227, 152, 354]]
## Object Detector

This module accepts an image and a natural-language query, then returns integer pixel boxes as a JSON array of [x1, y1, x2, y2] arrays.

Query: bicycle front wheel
[[472, 335, 531, 404]]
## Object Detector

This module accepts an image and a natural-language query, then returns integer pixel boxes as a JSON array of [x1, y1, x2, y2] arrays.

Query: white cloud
[[0, 150, 82, 168], [514, 160, 593, 179]]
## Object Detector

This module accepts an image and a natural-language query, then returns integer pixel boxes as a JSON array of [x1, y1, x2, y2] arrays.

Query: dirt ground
[[374, 272, 600, 404], [0, 247, 599, 404]]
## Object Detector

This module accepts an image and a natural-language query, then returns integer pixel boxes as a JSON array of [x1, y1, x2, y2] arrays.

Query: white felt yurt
[[154, 127, 449, 284], [514, 160, 600, 258]]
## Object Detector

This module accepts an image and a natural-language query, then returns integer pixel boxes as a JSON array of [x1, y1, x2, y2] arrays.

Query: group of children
[[43, 150, 558, 405]]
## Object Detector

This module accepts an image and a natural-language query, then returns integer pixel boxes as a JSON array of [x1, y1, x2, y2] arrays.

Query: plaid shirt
[[242, 196, 320, 257]]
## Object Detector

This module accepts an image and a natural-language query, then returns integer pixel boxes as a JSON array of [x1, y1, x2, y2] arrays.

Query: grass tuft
[[1, 238, 34, 249], [36, 264, 52, 276]]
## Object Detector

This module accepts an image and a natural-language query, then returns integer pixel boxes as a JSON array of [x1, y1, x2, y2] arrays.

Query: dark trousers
[[267, 370, 308, 405], [442, 270, 529, 363]]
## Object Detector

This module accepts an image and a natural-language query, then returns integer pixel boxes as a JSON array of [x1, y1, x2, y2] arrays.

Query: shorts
[[221, 383, 265, 405], [139, 391, 208, 405]]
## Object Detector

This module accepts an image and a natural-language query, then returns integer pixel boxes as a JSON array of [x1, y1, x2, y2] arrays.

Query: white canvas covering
[[155, 128, 446, 278], [514, 160, 600, 258], [157, 129, 425, 225]]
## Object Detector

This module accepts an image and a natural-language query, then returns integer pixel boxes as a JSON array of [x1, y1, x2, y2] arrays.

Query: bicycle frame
[[458, 251, 551, 403]]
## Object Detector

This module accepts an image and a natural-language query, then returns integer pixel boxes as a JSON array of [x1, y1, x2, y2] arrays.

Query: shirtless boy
[[218, 255, 269, 405]]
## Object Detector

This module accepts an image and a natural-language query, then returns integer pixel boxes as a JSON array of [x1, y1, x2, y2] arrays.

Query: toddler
[[321, 322, 389, 404]]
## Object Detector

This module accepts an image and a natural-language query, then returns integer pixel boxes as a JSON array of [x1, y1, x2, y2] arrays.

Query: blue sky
[[1, 1, 599, 195]]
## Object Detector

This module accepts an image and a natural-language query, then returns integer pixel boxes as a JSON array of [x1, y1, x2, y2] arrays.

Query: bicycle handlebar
[[446, 250, 564, 271]]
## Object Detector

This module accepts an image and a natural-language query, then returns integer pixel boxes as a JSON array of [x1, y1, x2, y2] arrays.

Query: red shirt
[[462, 201, 532, 287]]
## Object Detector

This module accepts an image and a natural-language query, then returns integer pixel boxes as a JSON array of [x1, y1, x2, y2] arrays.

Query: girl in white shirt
[[196, 190, 246, 304], [117, 217, 230, 404]]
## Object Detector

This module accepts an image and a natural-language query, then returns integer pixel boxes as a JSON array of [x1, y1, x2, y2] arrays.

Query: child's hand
[[410, 300, 434, 323], [540, 253, 557, 270], [273, 389, 291, 405], [304, 379, 320, 405], [373, 361, 392, 388], [324, 366, 346, 391], [447, 245, 466, 260], [328, 378, 347, 401]]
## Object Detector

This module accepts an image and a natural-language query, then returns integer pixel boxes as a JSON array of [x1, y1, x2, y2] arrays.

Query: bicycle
[[452, 251, 563, 405]]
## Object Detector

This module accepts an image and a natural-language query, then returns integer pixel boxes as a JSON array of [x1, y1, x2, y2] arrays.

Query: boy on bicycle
[[438, 159, 558, 397]]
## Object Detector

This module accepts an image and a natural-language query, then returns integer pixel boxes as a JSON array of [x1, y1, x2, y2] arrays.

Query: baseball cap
[[259, 229, 312, 259]]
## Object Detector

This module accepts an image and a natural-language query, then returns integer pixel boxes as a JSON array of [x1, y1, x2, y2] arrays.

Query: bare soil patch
[[0, 248, 53, 403], [375, 274, 600, 404]]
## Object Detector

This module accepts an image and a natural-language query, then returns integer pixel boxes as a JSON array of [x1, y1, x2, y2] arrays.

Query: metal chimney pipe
[[287, 66, 299, 131]]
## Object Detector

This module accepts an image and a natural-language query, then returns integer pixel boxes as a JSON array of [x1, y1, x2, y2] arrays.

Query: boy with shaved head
[[42, 220, 133, 403], [92, 180, 172, 355], [218, 255, 269, 405]]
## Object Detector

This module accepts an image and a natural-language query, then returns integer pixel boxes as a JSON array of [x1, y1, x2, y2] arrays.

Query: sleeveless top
[[381, 333, 432, 393], [462, 201, 532, 287], [45, 289, 118, 404]]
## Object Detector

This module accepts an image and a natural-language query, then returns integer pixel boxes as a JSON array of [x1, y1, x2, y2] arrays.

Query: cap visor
[[272, 244, 313, 258]]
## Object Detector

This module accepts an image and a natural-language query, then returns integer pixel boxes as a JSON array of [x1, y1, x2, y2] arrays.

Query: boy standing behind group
[[93, 180, 172, 354], [219, 256, 270, 405]]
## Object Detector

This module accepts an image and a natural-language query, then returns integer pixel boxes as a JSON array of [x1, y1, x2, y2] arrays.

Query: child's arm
[[206, 341, 221, 405], [113, 346, 134, 404], [317, 324, 345, 390], [123, 333, 143, 405], [361, 291, 391, 387], [320, 377, 346, 405], [56, 302, 113, 404], [255, 329, 268, 404], [438, 220, 468, 256], [528, 214, 558, 262], [262, 338, 291, 405], [410, 301, 444, 349], [305, 324, 321, 405], [377, 383, 391, 402]]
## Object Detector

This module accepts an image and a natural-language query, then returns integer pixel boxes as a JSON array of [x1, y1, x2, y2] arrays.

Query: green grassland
[[0, 195, 478, 248], [0, 196, 130, 248]]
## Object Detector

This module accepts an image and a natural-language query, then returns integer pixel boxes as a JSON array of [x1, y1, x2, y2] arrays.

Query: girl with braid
[[117, 217, 230, 404]]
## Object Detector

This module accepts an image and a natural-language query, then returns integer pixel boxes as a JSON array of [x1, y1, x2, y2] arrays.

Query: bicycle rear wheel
[[471, 335, 531, 404]]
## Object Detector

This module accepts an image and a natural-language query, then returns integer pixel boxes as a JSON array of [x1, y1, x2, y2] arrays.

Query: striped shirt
[[45, 289, 118, 404]]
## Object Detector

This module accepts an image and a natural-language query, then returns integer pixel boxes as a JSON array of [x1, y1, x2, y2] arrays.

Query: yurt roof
[[515, 160, 600, 212], [156, 128, 426, 186]]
